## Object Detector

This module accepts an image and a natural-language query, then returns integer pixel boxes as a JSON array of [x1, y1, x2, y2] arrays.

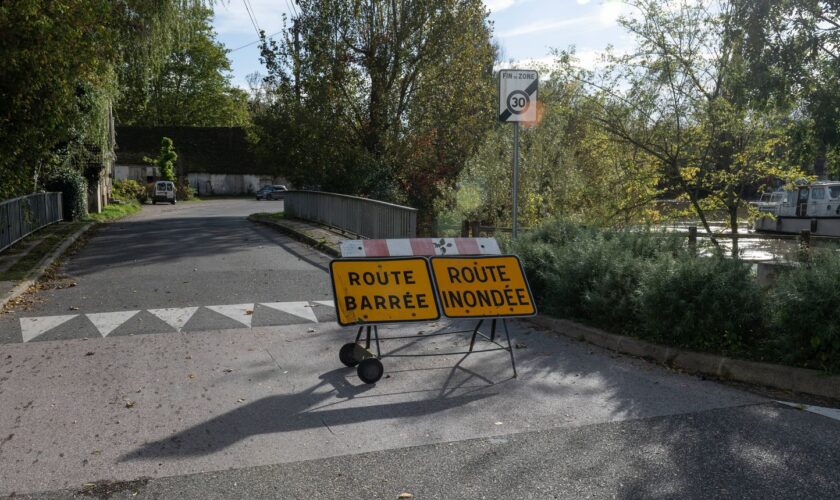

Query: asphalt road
[[0, 199, 335, 343], [1, 200, 838, 498]]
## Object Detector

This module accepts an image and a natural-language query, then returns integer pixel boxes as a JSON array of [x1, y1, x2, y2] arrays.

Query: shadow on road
[[62, 213, 330, 277], [120, 367, 495, 461]]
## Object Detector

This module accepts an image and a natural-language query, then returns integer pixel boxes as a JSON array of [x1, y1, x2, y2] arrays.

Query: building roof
[[115, 126, 270, 175]]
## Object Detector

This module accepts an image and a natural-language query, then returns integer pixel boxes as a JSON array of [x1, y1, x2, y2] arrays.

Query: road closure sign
[[430, 255, 536, 319], [499, 69, 538, 122], [330, 257, 440, 326]]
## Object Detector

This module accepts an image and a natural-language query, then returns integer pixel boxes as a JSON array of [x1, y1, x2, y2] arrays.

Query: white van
[[153, 181, 176, 204]]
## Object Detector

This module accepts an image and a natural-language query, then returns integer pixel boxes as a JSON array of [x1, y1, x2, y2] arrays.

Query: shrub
[[770, 254, 840, 372], [637, 255, 765, 356], [176, 181, 195, 201], [514, 220, 686, 330], [142, 183, 154, 203], [112, 180, 145, 203], [143, 137, 177, 181], [45, 167, 87, 220]]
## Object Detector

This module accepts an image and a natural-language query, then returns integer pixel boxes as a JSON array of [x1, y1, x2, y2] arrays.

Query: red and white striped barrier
[[340, 238, 501, 258]]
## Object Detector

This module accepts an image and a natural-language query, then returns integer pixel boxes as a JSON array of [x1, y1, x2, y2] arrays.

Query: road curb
[[0, 222, 94, 311], [527, 315, 840, 400], [248, 215, 341, 258]]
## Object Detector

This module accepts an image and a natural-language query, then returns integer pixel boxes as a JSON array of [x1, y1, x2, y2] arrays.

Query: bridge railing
[[283, 190, 417, 239], [0, 192, 64, 253]]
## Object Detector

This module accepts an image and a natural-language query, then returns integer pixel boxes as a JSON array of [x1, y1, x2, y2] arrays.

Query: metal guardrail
[[283, 190, 417, 239], [0, 192, 64, 253]]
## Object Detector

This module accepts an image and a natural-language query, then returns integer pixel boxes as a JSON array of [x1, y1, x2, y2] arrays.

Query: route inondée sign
[[430, 255, 536, 319]]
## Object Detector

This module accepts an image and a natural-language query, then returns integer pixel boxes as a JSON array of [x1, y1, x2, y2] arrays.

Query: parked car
[[152, 181, 176, 204], [256, 185, 287, 200]]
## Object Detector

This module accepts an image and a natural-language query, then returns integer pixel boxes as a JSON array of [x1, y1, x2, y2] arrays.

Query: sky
[[212, 0, 635, 89]]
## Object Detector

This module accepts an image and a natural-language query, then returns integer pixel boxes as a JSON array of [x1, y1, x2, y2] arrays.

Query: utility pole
[[293, 18, 301, 104], [512, 122, 520, 239]]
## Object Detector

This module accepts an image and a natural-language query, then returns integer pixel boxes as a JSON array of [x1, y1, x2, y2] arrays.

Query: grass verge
[[251, 211, 285, 221], [85, 201, 141, 223], [0, 222, 86, 281]]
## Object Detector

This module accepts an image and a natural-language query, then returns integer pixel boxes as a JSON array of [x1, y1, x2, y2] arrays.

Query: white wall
[[114, 166, 287, 195]]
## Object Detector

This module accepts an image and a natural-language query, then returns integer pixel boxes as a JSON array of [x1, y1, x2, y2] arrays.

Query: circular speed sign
[[506, 90, 530, 115]]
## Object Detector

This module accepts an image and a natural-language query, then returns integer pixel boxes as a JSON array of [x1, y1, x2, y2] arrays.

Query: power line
[[245, 0, 262, 31], [241, 0, 261, 37], [284, 0, 298, 18], [229, 30, 284, 52]]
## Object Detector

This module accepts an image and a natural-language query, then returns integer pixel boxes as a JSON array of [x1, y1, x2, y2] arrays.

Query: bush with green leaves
[[45, 167, 88, 220], [144, 137, 177, 181], [112, 180, 145, 203], [176, 182, 195, 201], [769, 254, 840, 372], [637, 255, 765, 356], [514, 221, 686, 330]]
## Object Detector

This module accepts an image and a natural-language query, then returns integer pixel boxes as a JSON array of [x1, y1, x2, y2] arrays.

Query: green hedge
[[45, 167, 87, 221], [112, 179, 146, 203], [515, 220, 840, 373], [637, 255, 764, 356], [770, 254, 840, 372]]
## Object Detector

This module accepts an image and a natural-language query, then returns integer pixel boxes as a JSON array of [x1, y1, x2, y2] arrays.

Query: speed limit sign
[[499, 69, 538, 122]]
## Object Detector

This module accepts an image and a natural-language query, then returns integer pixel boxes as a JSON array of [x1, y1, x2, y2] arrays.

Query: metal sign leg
[[468, 319, 484, 352], [503, 319, 518, 378], [373, 325, 382, 359]]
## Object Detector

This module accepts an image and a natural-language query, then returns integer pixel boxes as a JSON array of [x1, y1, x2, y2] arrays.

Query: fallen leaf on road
[[124, 400, 135, 409], [187, 373, 196, 379], [245, 310, 253, 315], [223, 368, 233, 373]]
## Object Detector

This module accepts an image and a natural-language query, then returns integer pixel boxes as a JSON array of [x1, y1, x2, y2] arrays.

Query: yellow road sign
[[330, 257, 441, 326], [430, 255, 536, 319]]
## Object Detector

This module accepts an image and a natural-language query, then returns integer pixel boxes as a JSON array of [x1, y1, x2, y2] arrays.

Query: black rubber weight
[[339, 343, 360, 367], [357, 358, 384, 384]]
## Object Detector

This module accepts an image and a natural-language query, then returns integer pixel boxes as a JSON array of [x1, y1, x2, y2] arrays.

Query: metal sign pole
[[512, 122, 520, 240]]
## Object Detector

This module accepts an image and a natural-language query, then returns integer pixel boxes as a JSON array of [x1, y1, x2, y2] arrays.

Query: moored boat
[[752, 181, 840, 236]]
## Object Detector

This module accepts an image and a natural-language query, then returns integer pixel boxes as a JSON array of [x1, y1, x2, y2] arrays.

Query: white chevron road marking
[[262, 301, 318, 323], [87, 310, 140, 337], [148, 307, 199, 332], [19, 315, 78, 342], [15, 301, 337, 342], [206, 303, 256, 328]]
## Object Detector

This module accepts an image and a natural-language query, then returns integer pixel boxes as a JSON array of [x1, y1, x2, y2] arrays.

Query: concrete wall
[[187, 174, 288, 196], [115, 165, 159, 183], [113, 165, 287, 196]]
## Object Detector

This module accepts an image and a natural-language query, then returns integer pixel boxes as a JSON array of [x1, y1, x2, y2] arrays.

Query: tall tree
[[566, 0, 801, 253], [117, 5, 249, 127], [737, 0, 840, 178], [256, 0, 496, 229], [0, 0, 214, 200]]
